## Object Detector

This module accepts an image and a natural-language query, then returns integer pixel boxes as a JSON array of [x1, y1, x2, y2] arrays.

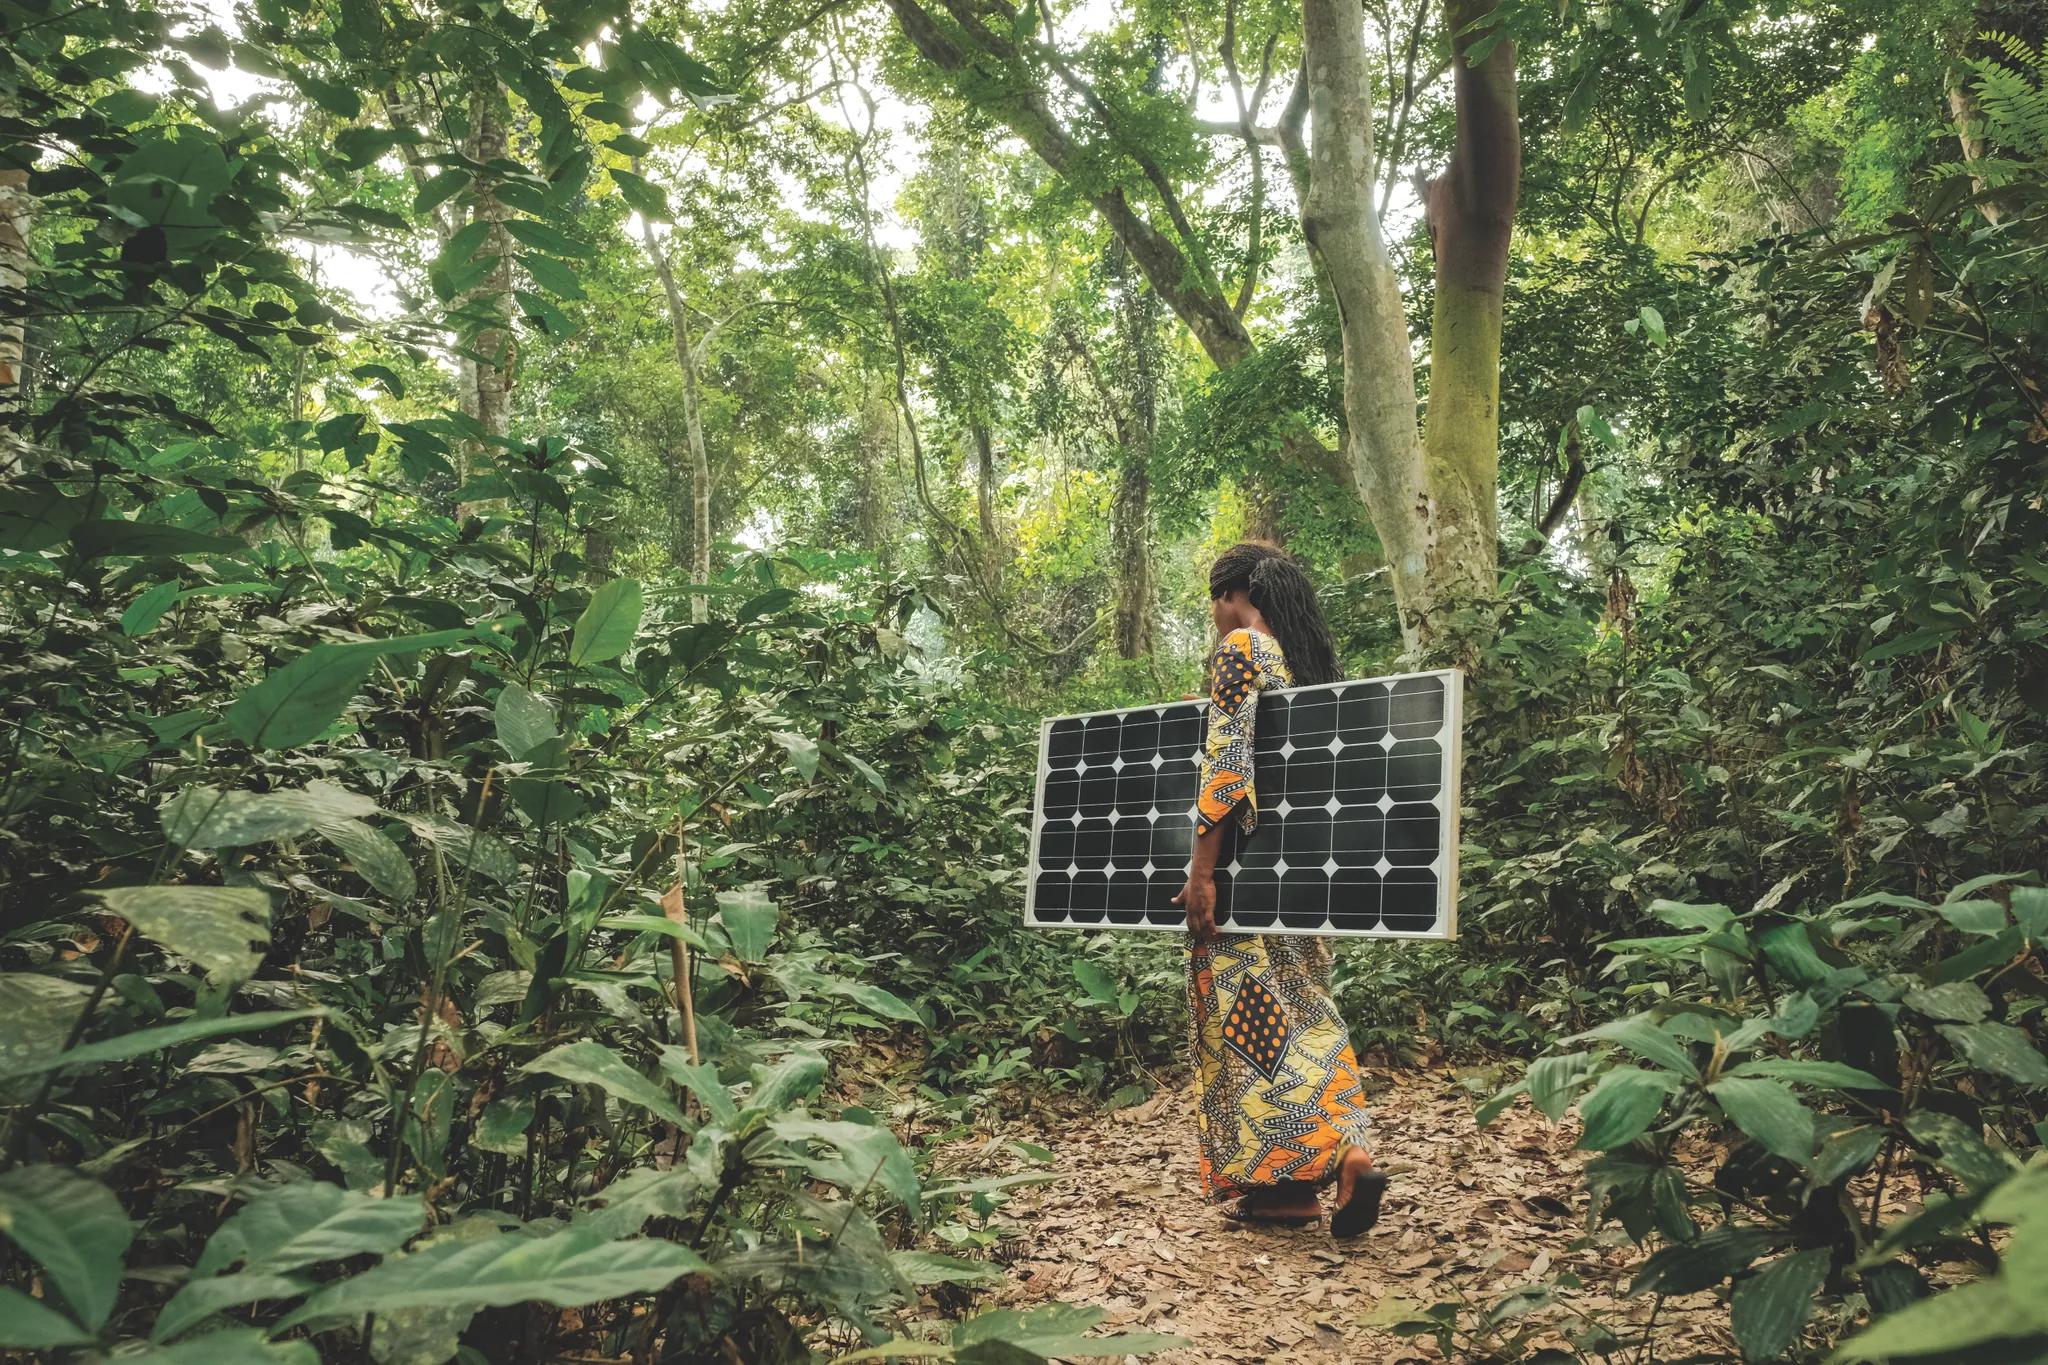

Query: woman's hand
[[1173, 872, 1217, 940]]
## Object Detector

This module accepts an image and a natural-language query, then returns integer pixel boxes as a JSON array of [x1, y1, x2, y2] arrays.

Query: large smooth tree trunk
[[639, 220, 713, 624], [453, 83, 515, 518], [1110, 274, 1161, 659], [1301, 0, 1517, 658], [0, 162, 30, 469]]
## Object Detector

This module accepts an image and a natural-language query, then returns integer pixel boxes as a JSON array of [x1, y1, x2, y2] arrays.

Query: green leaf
[[117, 1326, 320, 1364], [1575, 1068, 1678, 1150], [1935, 899, 2010, 936], [503, 218, 596, 259], [122, 580, 184, 636], [1904, 1110, 2016, 1191], [600, 914, 708, 950], [521, 1041, 687, 1128], [0, 1285, 91, 1349], [1939, 1022, 2048, 1088], [772, 730, 821, 781], [655, 1053, 739, 1125], [1723, 1059, 1890, 1091], [494, 682, 558, 759], [1731, 1248, 1830, 1361], [774, 1116, 921, 1214], [1631, 1224, 1775, 1297], [819, 977, 924, 1026], [285, 1227, 706, 1324], [0, 974, 93, 1084], [1711, 1077, 1816, 1162], [952, 1304, 1187, 1357], [739, 1051, 827, 1123], [609, 168, 671, 221], [1072, 960, 1118, 1007], [518, 253, 585, 300], [2011, 887, 2048, 943], [94, 886, 271, 986], [404, 815, 520, 885], [0, 1009, 324, 1081], [161, 780, 377, 848], [1526, 1052, 1591, 1122], [1902, 980, 1993, 1023], [889, 1251, 1004, 1287], [569, 579, 642, 665], [1587, 1015, 1698, 1078], [153, 1273, 310, 1343], [0, 1166, 134, 1332], [716, 889, 778, 963], [194, 1183, 424, 1278], [1828, 1277, 2039, 1362], [316, 820, 417, 902], [475, 1097, 535, 1155], [228, 632, 468, 749]]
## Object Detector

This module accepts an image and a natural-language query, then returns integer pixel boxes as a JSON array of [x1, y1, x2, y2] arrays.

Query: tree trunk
[[1110, 273, 1161, 659], [639, 219, 714, 624], [0, 163, 30, 469], [1301, 0, 1518, 659], [466, 89, 514, 436]]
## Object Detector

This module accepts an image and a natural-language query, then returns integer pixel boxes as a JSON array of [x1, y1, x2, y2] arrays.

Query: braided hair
[[1208, 542, 1344, 686]]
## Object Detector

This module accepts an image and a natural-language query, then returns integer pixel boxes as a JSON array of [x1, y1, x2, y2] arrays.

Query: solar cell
[[1024, 669, 1461, 939]]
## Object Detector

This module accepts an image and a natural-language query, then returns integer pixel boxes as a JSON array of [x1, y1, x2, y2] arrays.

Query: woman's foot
[[1330, 1148, 1387, 1239], [1225, 1182, 1322, 1225]]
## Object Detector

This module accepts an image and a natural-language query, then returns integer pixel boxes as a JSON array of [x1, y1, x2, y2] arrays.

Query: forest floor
[[959, 1068, 1736, 1364]]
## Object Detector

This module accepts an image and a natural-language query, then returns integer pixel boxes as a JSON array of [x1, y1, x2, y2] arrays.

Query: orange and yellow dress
[[1188, 627, 1373, 1199]]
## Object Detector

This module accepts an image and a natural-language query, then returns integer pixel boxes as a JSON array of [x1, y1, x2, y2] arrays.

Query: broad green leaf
[[316, 820, 417, 902], [952, 1303, 1187, 1357], [1829, 1276, 2039, 1362], [1934, 899, 2009, 935], [741, 1051, 828, 1122], [1904, 1110, 2018, 1190], [716, 889, 778, 963], [227, 631, 468, 749], [95, 886, 270, 986], [1730, 1248, 1829, 1361], [0, 1285, 90, 1348], [503, 217, 595, 259], [1526, 1052, 1592, 1121], [572, 1168, 706, 1241], [0, 974, 92, 1086], [494, 682, 558, 759], [73, 520, 245, 559], [161, 781, 376, 848], [0, 1009, 324, 1081], [1711, 1077, 1815, 1162], [773, 1116, 920, 1214], [1901, 980, 1992, 1023], [599, 915, 708, 950], [1939, 1022, 2048, 1087], [122, 580, 183, 636], [1575, 1067, 1677, 1150], [1631, 1224, 1775, 1297], [404, 815, 520, 885], [819, 976, 925, 1026], [889, 1251, 1004, 1287], [772, 729, 821, 781], [1071, 960, 1117, 1007], [119, 1327, 320, 1364], [518, 252, 585, 299], [569, 578, 642, 665], [194, 1183, 425, 1277], [0, 1166, 134, 1331], [285, 1227, 706, 1324], [508, 776, 587, 826], [1586, 1014, 1698, 1078], [654, 1052, 740, 1125], [1723, 1059, 1889, 1091], [521, 1041, 687, 1128], [2013, 887, 2048, 943], [474, 1096, 535, 1155], [153, 1273, 310, 1343]]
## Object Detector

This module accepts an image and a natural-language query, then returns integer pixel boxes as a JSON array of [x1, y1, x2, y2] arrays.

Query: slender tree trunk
[[639, 219, 713, 624], [466, 87, 515, 439], [1111, 275, 1161, 659], [972, 424, 998, 546], [1301, 0, 1518, 659], [0, 162, 30, 470]]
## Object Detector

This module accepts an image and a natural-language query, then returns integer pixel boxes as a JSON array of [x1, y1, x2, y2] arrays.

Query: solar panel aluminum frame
[[1023, 668, 1462, 941]]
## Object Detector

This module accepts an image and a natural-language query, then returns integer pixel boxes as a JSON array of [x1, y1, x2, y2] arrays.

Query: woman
[[1172, 542, 1387, 1235]]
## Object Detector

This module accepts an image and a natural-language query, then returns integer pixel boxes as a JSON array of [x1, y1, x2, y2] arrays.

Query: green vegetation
[[1, 0, 2043, 1358]]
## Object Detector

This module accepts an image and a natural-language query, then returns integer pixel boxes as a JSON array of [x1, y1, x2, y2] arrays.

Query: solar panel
[[1024, 669, 1461, 939]]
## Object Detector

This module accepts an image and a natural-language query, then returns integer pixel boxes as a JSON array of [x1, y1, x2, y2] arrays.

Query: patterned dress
[[1188, 628, 1373, 1199]]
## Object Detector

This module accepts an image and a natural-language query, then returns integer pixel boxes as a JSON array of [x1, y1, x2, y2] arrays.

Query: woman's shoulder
[[1212, 627, 1287, 671]]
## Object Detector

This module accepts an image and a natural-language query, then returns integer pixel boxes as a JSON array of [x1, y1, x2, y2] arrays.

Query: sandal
[[1329, 1150, 1388, 1239]]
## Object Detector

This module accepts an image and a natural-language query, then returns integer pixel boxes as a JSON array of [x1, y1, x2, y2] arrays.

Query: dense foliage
[[2, 0, 2044, 1358]]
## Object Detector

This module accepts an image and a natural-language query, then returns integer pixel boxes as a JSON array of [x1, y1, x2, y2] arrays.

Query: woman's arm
[[1176, 629, 1261, 939], [1174, 820, 1230, 939]]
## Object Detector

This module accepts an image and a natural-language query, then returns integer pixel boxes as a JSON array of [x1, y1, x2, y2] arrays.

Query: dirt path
[[971, 1069, 1731, 1363]]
